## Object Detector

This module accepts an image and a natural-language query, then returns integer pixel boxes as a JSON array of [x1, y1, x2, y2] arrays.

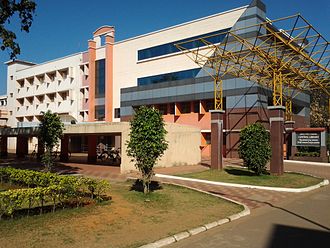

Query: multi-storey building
[[4, 0, 310, 158], [0, 95, 7, 127]]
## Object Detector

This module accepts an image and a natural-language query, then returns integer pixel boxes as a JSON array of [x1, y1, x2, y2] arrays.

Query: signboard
[[296, 132, 321, 147]]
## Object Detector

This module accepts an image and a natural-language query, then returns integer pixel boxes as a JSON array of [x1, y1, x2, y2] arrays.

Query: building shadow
[[207, 191, 330, 232], [266, 224, 330, 248]]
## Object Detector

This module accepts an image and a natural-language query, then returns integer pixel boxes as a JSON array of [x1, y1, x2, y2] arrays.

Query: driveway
[[166, 162, 330, 248]]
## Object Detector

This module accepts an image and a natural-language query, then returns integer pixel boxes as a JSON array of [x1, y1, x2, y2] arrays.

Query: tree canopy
[[126, 106, 168, 194], [0, 0, 36, 59], [39, 110, 64, 171]]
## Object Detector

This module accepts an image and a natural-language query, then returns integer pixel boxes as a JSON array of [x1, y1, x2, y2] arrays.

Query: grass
[[0, 180, 243, 248], [178, 166, 323, 188]]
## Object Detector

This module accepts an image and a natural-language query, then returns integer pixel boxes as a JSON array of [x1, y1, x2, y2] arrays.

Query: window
[[138, 68, 201, 86], [37, 95, 44, 103], [138, 28, 230, 60], [37, 75, 45, 84], [193, 101, 200, 113], [95, 59, 105, 98], [205, 99, 214, 112], [59, 91, 69, 101], [48, 93, 55, 102], [203, 133, 211, 145], [114, 108, 121, 118], [157, 104, 168, 115], [95, 105, 105, 121], [180, 102, 191, 114], [47, 72, 56, 82], [17, 79, 24, 88], [17, 98, 24, 106]]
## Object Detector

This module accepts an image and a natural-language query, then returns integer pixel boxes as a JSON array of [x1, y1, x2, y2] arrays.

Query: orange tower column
[[105, 34, 114, 122], [88, 40, 96, 122]]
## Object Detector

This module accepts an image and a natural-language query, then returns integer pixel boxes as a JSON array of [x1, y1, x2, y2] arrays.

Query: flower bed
[[0, 167, 110, 219]]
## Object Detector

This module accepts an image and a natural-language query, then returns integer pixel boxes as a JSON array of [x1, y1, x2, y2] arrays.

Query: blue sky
[[0, 0, 329, 95]]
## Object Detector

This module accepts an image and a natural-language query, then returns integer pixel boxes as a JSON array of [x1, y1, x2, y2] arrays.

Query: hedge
[[0, 167, 110, 219]]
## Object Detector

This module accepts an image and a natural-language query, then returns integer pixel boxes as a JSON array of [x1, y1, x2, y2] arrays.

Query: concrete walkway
[[166, 161, 330, 248]]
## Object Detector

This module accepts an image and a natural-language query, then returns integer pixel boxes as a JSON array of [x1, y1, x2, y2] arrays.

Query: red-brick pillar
[[210, 110, 225, 170], [60, 135, 69, 162], [268, 106, 285, 175], [284, 121, 295, 160], [16, 136, 28, 158], [0, 136, 8, 157], [87, 135, 97, 163]]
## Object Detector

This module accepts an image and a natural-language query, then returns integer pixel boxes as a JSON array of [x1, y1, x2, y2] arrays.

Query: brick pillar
[[210, 110, 225, 170], [88, 40, 96, 122], [105, 33, 115, 122], [0, 136, 8, 157], [60, 135, 70, 162], [284, 121, 295, 160], [37, 139, 44, 160], [16, 136, 28, 158], [268, 106, 285, 175], [87, 135, 97, 163]]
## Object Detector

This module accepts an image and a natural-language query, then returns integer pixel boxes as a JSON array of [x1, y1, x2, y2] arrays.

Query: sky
[[0, 0, 329, 95]]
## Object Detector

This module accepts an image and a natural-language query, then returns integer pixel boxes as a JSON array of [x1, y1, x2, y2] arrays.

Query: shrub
[[0, 167, 110, 219], [238, 123, 271, 175]]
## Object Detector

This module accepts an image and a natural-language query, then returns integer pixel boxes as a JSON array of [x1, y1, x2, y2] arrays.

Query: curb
[[284, 160, 330, 167], [155, 174, 329, 193], [138, 183, 250, 248]]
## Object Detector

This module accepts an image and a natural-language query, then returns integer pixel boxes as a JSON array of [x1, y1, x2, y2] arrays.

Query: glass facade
[[138, 68, 201, 86], [138, 28, 230, 60], [95, 59, 105, 98]]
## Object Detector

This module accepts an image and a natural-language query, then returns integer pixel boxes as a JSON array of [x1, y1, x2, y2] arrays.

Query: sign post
[[291, 128, 327, 162]]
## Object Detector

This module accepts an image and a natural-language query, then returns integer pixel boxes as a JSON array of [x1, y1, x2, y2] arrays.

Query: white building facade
[[4, 0, 310, 157]]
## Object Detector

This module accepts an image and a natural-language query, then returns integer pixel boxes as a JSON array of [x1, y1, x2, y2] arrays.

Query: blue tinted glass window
[[138, 28, 230, 60], [138, 68, 201, 86], [95, 59, 105, 98], [95, 105, 105, 121]]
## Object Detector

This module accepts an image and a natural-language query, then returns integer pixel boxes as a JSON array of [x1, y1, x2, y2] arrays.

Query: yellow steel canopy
[[175, 14, 330, 120]]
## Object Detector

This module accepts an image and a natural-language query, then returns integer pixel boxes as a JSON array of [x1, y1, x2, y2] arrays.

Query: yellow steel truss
[[175, 14, 330, 112], [273, 70, 283, 106], [285, 98, 293, 121]]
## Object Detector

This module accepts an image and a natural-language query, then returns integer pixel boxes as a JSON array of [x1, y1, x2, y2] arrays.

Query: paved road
[[167, 163, 330, 248]]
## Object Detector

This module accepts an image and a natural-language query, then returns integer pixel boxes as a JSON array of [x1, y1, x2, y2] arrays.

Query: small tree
[[126, 106, 168, 194], [39, 111, 64, 171], [238, 123, 271, 175]]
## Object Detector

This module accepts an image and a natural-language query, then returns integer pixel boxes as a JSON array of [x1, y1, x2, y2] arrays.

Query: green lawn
[[178, 166, 323, 188], [0, 181, 243, 248]]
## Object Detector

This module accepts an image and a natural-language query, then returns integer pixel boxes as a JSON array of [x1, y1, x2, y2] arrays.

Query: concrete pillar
[[0, 136, 8, 157], [87, 135, 97, 163], [268, 106, 285, 175], [60, 135, 70, 162], [16, 136, 28, 158], [284, 121, 295, 160], [115, 135, 121, 150], [210, 110, 225, 170]]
